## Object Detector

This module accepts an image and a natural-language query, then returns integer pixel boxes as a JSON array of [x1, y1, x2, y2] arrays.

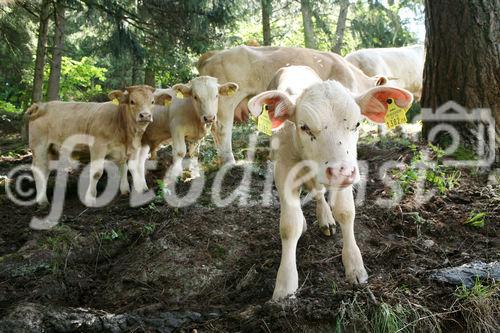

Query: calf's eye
[[130, 100, 135, 105]]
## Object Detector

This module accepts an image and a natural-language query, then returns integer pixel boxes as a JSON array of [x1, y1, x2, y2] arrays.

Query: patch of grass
[[43, 225, 81, 273], [142, 223, 156, 236], [100, 228, 127, 241], [451, 145, 477, 161], [334, 291, 441, 333], [454, 279, 500, 333], [393, 144, 461, 195], [372, 302, 407, 333], [331, 281, 338, 295], [463, 211, 487, 228], [406, 212, 427, 239]]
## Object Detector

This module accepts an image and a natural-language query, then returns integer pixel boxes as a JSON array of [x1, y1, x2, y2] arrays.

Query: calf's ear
[[219, 82, 239, 96], [155, 92, 173, 106], [248, 90, 295, 130], [108, 90, 128, 104], [172, 84, 191, 98], [356, 86, 413, 124]]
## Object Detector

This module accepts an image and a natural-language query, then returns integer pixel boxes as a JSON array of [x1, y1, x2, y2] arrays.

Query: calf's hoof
[[346, 267, 368, 285], [320, 224, 336, 237], [272, 287, 297, 301]]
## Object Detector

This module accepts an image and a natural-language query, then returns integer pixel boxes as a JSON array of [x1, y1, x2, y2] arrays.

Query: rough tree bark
[[32, 0, 51, 103], [47, 0, 66, 101], [422, 0, 499, 160], [300, 0, 316, 49], [261, 0, 272, 46], [332, 0, 350, 54]]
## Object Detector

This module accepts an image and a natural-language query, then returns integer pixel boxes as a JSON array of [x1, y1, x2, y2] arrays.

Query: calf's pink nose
[[326, 165, 357, 185]]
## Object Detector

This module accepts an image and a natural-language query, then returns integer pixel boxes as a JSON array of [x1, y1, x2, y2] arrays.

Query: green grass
[[100, 228, 127, 241], [372, 302, 407, 333], [392, 144, 461, 195], [454, 279, 500, 333], [463, 211, 487, 228]]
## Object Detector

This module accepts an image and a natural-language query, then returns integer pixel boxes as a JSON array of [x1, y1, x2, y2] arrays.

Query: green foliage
[[393, 144, 461, 194], [350, 0, 419, 49], [100, 228, 127, 241], [464, 211, 487, 228], [44, 56, 107, 101], [0, 100, 21, 113], [455, 279, 496, 300], [372, 302, 407, 333]]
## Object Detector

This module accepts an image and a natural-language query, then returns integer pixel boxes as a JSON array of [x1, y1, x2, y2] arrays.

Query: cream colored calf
[[345, 45, 424, 101], [131, 76, 238, 189], [248, 68, 413, 300], [26, 85, 169, 206]]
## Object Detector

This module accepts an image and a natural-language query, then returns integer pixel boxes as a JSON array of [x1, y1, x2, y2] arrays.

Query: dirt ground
[[0, 114, 498, 332]]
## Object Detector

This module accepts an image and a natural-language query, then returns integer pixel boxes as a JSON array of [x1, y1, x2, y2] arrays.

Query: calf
[[248, 68, 413, 300], [134, 76, 238, 189], [27, 85, 169, 206], [345, 45, 424, 101]]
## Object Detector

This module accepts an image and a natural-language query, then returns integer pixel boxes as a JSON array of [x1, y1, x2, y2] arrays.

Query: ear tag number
[[257, 105, 273, 136], [384, 98, 412, 129], [111, 98, 119, 105], [176, 91, 184, 99], [164, 99, 172, 107]]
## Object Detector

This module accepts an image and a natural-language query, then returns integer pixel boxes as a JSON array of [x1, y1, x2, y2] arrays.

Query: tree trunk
[[144, 66, 155, 87], [32, 0, 51, 103], [47, 0, 66, 101], [300, 0, 316, 49], [422, 0, 499, 162], [332, 0, 350, 54], [261, 0, 272, 46]]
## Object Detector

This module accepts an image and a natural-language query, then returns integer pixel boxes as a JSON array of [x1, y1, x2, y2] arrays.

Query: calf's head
[[248, 81, 413, 188], [109, 85, 171, 124], [173, 76, 238, 124]]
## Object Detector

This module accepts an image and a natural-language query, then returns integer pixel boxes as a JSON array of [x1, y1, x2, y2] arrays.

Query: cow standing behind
[[345, 45, 424, 101], [248, 67, 413, 300], [132, 77, 238, 189], [197, 46, 389, 165], [26, 85, 169, 206]]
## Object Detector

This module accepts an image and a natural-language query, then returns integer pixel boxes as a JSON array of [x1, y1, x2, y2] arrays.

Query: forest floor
[[0, 112, 498, 333]]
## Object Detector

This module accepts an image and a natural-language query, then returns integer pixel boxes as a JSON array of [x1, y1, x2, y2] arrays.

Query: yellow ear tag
[[257, 105, 273, 136], [176, 91, 184, 99], [384, 98, 412, 129], [164, 99, 172, 107], [111, 98, 119, 105], [226, 88, 235, 96]]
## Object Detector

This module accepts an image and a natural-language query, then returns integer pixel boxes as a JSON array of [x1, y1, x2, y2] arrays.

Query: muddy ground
[[0, 113, 498, 332]]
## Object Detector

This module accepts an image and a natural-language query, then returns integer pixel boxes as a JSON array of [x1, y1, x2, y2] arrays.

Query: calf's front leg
[[331, 187, 368, 284], [187, 141, 201, 179], [166, 131, 186, 182], [119, 161, 130, 194]]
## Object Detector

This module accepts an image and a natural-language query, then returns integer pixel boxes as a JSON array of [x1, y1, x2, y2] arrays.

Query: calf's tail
[[21, 103, 45, 143]]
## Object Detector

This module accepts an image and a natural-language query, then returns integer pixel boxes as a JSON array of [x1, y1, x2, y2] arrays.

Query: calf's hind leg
[[31, 144, 50, 205]]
